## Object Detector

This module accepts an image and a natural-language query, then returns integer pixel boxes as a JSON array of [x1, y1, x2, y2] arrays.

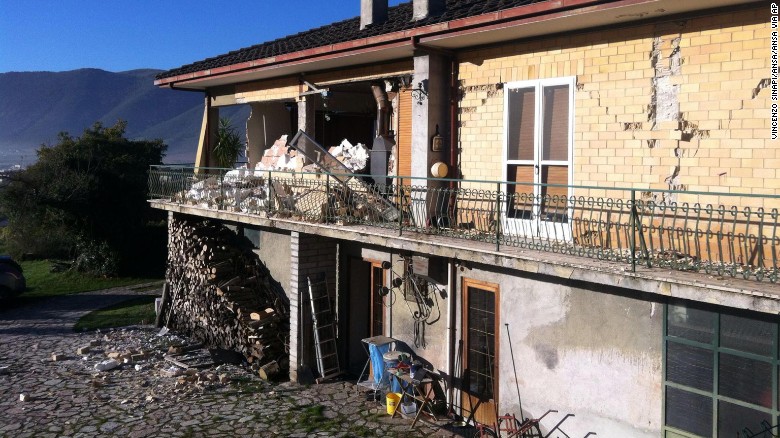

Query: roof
[[156, 0, 551, 80]]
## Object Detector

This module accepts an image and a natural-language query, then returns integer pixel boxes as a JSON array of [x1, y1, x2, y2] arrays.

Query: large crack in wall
[[648, 22, 691, 202]]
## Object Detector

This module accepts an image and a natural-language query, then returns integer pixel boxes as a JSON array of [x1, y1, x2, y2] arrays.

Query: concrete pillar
[[361, 0, 388, 30], [411, 52, 450, 220], [297, 96, 316, 138]]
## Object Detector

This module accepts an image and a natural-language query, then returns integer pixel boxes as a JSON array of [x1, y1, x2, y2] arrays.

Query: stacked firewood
[[162, 216, 289, 380]]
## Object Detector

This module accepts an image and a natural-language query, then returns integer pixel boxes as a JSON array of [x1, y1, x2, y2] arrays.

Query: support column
[[297, 95, 316, 138], [411, 52, 451, 220], [289, 232, 338, 383], [194, 95, 219, 170]]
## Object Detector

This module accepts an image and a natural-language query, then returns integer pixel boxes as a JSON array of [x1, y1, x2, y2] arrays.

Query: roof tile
[[157, 0, 555, 80]]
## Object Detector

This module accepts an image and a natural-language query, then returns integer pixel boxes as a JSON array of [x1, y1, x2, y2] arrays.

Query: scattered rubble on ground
[[45, 326, 259, 399]]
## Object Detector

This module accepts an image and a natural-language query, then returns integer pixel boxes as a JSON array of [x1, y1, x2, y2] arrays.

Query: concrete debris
[[19, 393, 29, 402], [51, 353, 67, 362], [76, 346, 90, 355], [327, 139, 368, 172], [160, 366, 185, 378], [254, 136, 304, 172], [94, 359, 120, 372], [255, 136, 369, 173], [183, 174, 269, 213]]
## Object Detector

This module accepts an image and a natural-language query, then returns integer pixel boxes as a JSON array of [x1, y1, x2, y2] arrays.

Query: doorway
[[346, 257, 387, 376], [462, 278, 500, 425]]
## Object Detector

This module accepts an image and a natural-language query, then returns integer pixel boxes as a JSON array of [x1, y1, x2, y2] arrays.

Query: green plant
[[0, 121, 167, 276], [213, 117, 244, 168]]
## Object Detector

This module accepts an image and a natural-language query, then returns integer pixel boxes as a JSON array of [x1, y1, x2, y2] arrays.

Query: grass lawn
[[20, 260, 161, 300], [74, 295, 158, 331]]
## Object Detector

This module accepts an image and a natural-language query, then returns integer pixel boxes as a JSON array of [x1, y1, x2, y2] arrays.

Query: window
[[503, 77, 574, 234], [664, 303, 779, 437]]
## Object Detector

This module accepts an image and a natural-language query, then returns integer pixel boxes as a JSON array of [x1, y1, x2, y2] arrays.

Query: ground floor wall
[[458, 265, 663, 437], [162, 218, 780, 434], [335, 242, 663, 436], [245, 227, 291, 291]]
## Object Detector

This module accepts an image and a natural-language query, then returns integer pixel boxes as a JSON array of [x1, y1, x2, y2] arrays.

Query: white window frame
[[501, 76, 575, 240]]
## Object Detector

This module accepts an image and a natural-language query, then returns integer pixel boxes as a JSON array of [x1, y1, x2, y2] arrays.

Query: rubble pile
[[161, 216, 289, 380], [324, 138, 369, 173], [180, 171, 268, 213], [254, 135, 304, 171], [255, 136, 369, 173], [47, 327, 254, 397]]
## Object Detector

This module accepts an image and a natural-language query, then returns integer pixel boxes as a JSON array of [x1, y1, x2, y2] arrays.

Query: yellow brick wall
[[458, 6, 775, 208]]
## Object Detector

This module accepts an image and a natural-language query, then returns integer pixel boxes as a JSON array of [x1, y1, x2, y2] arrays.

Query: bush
[[0, 121, 167, 276]]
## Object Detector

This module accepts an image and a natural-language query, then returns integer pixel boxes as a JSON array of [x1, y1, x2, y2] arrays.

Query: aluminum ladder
[[306, 273, 341, 382]]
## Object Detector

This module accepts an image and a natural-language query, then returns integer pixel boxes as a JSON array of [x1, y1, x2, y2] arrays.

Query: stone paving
[[0, 285, 465, 437]]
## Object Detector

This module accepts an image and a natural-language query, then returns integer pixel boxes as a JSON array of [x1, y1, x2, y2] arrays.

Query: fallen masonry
[[0, 324, 452, 436]]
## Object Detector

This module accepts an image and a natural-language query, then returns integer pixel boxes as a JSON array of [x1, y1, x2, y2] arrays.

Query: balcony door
[[502, 77, 574, 241]]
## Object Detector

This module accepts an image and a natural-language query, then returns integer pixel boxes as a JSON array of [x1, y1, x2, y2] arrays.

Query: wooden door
[[369, 261, 385, 337], [462, 278, 500, 426]]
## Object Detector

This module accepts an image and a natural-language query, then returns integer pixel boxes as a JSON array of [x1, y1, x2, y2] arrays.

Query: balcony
[[148, 165, 780, 311]]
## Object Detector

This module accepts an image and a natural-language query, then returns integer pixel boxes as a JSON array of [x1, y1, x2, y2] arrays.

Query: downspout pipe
[[449, 57, 458, 185], [446, 258, 456, 406], [370, 82, 391, 137]]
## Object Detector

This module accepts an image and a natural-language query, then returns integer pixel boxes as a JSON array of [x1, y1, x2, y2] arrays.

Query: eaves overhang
[[156, 0, 760, 90]]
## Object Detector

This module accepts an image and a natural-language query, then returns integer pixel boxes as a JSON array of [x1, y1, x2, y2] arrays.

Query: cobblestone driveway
[[0, 286, 457, 437]]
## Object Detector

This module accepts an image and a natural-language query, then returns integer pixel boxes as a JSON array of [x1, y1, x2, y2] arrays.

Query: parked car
[[0, 256, 26, 299]]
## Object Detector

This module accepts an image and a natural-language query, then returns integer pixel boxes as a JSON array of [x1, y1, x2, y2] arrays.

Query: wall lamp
[[411, 80, 428, 105]]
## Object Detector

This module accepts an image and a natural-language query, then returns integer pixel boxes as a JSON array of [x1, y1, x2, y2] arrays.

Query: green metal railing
[[148, 165, 780, 284]]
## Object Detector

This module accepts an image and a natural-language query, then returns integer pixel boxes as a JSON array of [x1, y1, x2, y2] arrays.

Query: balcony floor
[[151, 200, 780, 315]]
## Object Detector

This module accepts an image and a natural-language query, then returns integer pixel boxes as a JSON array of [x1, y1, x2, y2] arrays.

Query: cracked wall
[[457, 5, 775, 209]]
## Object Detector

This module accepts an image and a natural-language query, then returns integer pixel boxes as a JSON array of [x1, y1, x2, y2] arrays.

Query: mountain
[[0, 68, 248, 167]]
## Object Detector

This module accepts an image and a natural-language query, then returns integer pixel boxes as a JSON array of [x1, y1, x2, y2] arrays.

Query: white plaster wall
[[460, 268, 663, 437], [387, 254, 449, 373], [246, 101, 292, 168]]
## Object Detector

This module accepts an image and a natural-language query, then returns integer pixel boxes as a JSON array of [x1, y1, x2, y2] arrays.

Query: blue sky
[[0, 0, 406, 73]]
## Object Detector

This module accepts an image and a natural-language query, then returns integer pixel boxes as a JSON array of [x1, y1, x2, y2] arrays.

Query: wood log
[[164, 216, 291, 378], [257, 360, 280, 380], [250, 308, 275, 321]]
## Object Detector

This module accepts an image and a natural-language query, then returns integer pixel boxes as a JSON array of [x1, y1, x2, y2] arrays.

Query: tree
[[213, 117, 244, 168], [0, 121, 167, 276]]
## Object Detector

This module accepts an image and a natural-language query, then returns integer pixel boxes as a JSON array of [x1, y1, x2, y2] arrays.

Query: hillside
[[0, 68, 248, 167]]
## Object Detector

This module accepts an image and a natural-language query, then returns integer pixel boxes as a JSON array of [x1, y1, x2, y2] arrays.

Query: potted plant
[[213, 117, 244, 169]]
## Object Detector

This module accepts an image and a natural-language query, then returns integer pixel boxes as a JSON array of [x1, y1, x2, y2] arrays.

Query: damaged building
[[148, 0, 778, 436]]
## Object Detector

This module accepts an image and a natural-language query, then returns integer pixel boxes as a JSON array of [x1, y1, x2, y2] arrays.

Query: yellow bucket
[[386, 392, 401, 415]]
